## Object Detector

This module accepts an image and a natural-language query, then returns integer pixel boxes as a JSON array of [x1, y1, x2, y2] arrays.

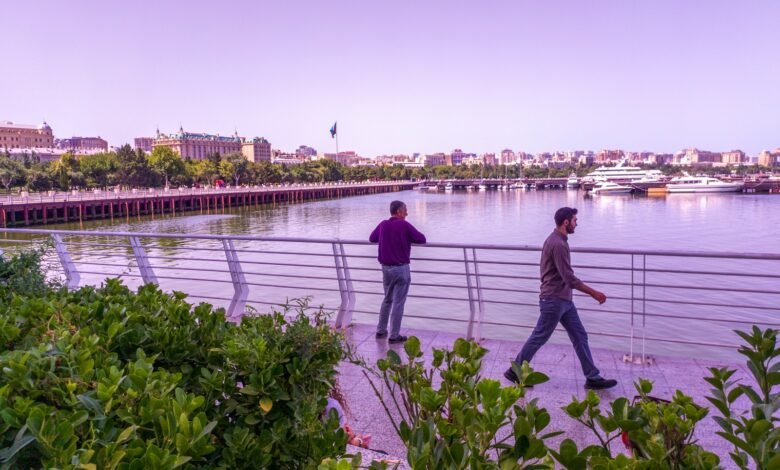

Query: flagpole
[[335, 122, 339, 157]]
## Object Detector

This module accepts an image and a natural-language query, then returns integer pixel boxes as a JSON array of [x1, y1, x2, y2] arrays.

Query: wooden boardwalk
[[0, 181, 415, 227]]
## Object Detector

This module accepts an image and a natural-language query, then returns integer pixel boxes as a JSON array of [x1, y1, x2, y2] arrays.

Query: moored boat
[[591, 181, 633, 194], [666, 175, 744, 193]]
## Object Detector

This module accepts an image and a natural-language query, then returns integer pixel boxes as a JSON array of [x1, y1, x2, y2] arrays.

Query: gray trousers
[[377, 264, 411, 339], [514, 297, 601, 380]]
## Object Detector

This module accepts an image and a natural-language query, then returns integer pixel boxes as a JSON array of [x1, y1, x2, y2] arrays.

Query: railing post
[[332, 243, 347, 326], [129, 236, 158, 285], [340, 242, 356, 327], [472, 248, 486, 342], [223, 239, 248, 320], [51, 234, 80, 289], [332, 242, 355, 328], [464, 248, 477, 340], [623, 253, 654, 365]]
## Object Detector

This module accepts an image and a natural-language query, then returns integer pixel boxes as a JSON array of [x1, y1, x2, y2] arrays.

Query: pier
[[0, 181, 415, 227]]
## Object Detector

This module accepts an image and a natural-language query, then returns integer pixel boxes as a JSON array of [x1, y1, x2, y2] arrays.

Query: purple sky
[[3, 0, 779, 156]]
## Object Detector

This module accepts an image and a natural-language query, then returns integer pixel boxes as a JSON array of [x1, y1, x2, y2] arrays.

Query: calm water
[[6, 189, 780, 360]]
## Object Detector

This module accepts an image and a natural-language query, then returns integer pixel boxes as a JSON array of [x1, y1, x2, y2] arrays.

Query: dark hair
[[390, 200, 406, 215], [554, 207, 578, 226]]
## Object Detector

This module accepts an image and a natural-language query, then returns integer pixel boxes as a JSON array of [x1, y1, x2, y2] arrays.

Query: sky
[[2, 0, 779, 157]]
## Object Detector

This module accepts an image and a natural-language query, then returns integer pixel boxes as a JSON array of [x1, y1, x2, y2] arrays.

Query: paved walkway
[[338, 323, 749, 466]]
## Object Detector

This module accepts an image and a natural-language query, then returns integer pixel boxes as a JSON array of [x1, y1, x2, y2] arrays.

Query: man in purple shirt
[[369, 200, 427, 343], [505, 207, 617, 390]]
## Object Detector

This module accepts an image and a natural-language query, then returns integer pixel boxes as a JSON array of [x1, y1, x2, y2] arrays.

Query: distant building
[[134, 137, 154, 153], [324, 151, 359, 166], [685, 148, 721, 165], [595, 149, 624, 163], [424, 153, 446, 166], [56, 136, 108, 152], [153, 126, 242, 160], [721, 150, 746, 165], [500, 149, 516, 165], [0, 120, 54, 149], [448, 149, 467, 166], [296, 145, 317, 158], [6, 147, 103, 163], [482, 153, 497, 166], [759, 149, 780, 168], [241, 137, 272, 162]]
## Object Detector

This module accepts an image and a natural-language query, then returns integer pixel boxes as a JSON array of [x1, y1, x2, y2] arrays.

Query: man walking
[[505, 207, 617, 390], [369, 200, 426, 344]]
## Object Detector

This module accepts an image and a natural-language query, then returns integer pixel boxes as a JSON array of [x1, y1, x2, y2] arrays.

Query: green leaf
[[386, 349, 401, 366], [404, 336, 422, 358], [0, 425, 36, 463]]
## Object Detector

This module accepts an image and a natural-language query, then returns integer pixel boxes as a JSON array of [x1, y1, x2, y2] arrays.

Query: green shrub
[[359, 336, 558, 469], [706, 326, 780, 469], [556, 379, 718, 468], [0, 275, 347, 469]]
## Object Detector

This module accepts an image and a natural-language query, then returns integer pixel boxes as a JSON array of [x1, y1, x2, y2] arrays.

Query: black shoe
[[375, 332, 388, 339], [503, 368, 533, 387], [388, 335, 407, 344], [584, 377, 618, 390]]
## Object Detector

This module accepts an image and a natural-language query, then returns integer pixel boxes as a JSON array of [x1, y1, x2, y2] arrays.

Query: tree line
[[0, 145, 771, 192]]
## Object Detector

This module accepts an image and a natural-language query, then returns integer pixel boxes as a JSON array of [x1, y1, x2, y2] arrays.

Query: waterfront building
[[241, 137, 272, 162], [134, 137, 154, 153], [759, 149, 780, 168], [153, 127, 242, 160], [482, 153, 498, 166], [0, 121, 54, 149], [56, 136, 108, 152]]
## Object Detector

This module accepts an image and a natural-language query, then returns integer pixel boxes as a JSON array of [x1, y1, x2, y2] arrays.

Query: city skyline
[[2, 0, 779, 156]]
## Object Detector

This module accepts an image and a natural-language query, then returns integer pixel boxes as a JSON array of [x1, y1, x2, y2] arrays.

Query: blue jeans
[[514, 297, 601, 380], [377, 264, 411, 339]]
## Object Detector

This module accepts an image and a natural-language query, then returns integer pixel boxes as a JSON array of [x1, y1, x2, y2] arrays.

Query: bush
[[0, 274, 347, 469]]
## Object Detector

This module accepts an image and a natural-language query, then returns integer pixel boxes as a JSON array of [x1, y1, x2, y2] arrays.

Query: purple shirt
[[369, 217, 427, 265]]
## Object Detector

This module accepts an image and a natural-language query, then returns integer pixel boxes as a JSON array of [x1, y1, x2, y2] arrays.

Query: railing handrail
[[2, 227, 779, 261]]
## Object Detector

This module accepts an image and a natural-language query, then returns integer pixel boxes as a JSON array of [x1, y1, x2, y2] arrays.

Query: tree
[[79, 152, 119, 188], [0, 157, 26, 191], [116, 145, 154, 188], [223, 153, 249, 186], [149, 146, 185, 188]]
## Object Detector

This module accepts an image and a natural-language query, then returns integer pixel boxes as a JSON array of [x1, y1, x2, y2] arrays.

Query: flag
[[330, 122, 337, 138]]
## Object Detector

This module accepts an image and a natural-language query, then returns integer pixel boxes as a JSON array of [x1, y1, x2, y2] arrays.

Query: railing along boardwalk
[[1, 228, 778, 363], [0, 181, 416, 227]]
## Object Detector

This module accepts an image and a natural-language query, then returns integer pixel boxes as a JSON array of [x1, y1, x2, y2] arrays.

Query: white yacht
[[666, 175, 743, 193], [591, 181, 633, 195], [584, 162, 663, 182], [444, 182, 453, 191], [566, 173, 579, 188], [478, 183, 488, 191]]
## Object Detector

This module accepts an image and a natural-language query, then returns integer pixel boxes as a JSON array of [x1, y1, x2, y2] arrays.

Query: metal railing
[[0, 180, 412, 205], [1, 228, 779, 361]]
